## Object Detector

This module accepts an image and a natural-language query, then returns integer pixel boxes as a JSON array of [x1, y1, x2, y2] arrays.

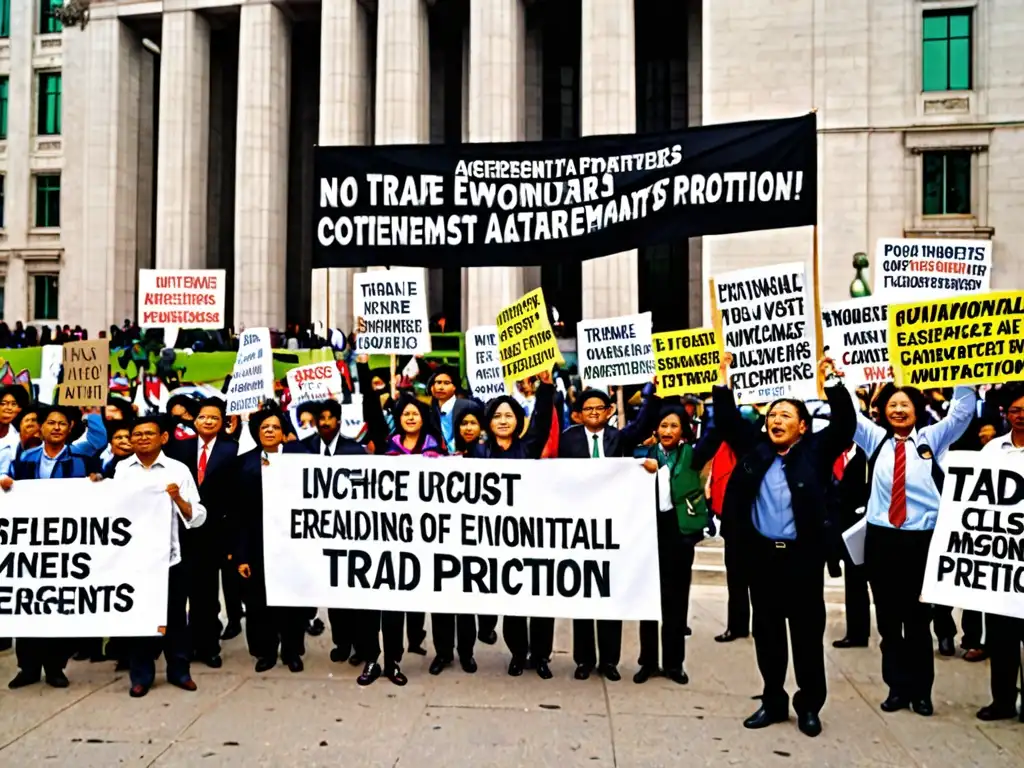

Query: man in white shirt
[[115, 414, 206, 698]]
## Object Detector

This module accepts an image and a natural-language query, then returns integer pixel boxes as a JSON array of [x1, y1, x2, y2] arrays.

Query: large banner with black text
[[314, 114, 817, 268], [261, 454, 661, 620]]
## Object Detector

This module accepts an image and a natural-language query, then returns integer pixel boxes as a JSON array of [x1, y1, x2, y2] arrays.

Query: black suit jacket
[[167, 435, 239, 552], [300, 431, 367, 457], [713, 383, 856, 554], [558, 393, 661, 459]]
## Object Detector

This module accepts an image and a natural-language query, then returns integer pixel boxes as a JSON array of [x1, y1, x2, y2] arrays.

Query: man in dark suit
[[712, 355, 854, 738], [829, 444, 871, 648], [559, 382, 660, 682]]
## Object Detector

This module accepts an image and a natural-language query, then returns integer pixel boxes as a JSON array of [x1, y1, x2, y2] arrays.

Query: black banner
[[313, 113, 817, 269]]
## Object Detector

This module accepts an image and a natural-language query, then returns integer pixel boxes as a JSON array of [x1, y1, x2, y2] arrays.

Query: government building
[[0, 0, 1021, 335]]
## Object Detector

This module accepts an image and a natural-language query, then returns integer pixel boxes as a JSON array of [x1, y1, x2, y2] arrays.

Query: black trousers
[[841, 543, 871, 642], [406, 612, 426, 648], [747, 536, 827, 716], [478, 615, 498, 637], [243, 572, 306, 661], [986, 613, 1024, 709], [129, 562, 191, 688], [723, 531, 750, 634], [186, 545, 223, 658], [639, 520, 699, 672], [329, 608, 359, 657], [16, 638, 69, 677], [865, 524, 934, 700], [222, 558, 244, 625], [572, 619, 622, 667], [432, 614, 477, 660], [503, 616, 555, 662], [932, 605, 984, 648]]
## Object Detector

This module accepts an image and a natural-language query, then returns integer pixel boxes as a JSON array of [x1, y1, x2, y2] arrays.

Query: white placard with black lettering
[[714, 262, 817, 403], [261, 454, 661, 621], [287, 362, 344, 407], [225, 328, 276, 415], [820, 298, 893, 389], [874, 238, 992, 302], [354, 269, 431, 355], [576, 312, 655, 387], [137, 269, 226, 330], [920, 451, 1024, 620], [0, 479, 171, 637], [465, 325, 507, 402]]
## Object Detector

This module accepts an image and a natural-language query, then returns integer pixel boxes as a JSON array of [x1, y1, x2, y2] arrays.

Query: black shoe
[[221, 621, 243, 641], [937, 637, 955, 657], [666, 669, 689, 685], [8, 670, 41, 689], [72, 650, 91, 662], [536, 661, 553, 680], [307, 618, 326, 637], [633, 666, 658, 684], [45, 670, 70, 688], [977, 703, 1018, 721], [715, 629, 748, 643], [880, 694, 910, 713], [255, 657, 276, 673], [599, 663, 620, 682], [832, 637, 869, 649], [286, 657, 304, 673], [798, 711, 822, 737], [574, 664, 593, 681], [89, 653, 108, 663], [198, 654, 222, 669], [684, 626, 692, 636], [429, 656, 451, 675], [114, 659, 130, 672], [460, 656, 477, 674], [385, 662, 408, 686], [507, 658, 524, 677], [408, 644, 427, 656], [478, 629, 498, 645], [911, 699, 933, 717], [329, 647, 349, 663], [348, 654, 363, 667], [129, 683, 149, 698], [357, 662, 381, 686], [743, 706, 788, 729], [0, 638, 12, 652]]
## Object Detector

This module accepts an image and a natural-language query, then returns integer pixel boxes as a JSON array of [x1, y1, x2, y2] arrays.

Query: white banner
[[137, 269, 226, 329], [287, 361, 343, 406], [874, 238, 992, 302], [713, 262, 817, 403], [465, 325, 507, 401], [820, 297, 892, 389], [921, 452, 1024, 620], [261, 454, 661, 621], [225, 328, 276, 415], [577, 312, 655, 387], [354, 268, 431, 355], [0, 479, 171, 637]]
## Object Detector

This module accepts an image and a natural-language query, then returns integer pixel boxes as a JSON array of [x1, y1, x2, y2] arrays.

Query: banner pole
[[615, 387, 625, 428], [390, 354, 398, 400], [325, 270, 332, 333], [813, 225, 826, 397]]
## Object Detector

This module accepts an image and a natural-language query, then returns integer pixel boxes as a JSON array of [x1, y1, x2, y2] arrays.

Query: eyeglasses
[[1008, 407, 1024, 416], [581, 406, 609, 415]]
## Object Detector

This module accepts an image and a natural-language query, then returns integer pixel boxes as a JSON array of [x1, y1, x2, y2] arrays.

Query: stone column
[[234, 2, 291, 329], [580, 0, 638, 319], [463, 0, 527, 327], [154, 11, 211, 271], [313, 0, 370, 332]]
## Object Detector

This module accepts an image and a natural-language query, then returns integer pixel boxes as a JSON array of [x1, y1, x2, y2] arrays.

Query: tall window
[[38, 72, 62, 135], [0, 0, 9, 38], [923, 10, 972, 91], [0, 278, 5, 319], [40, 0, 62, 33], [33, 275, 59, 321], [0, 77, 7, 140], [0, 174, 5, 228], [923, 151, 971, 215], [35, 173, 61, 227]]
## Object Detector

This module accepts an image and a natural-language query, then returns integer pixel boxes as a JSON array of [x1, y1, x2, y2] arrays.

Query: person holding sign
[[847, 380, 976, 718], [712, 353, 855, 738]]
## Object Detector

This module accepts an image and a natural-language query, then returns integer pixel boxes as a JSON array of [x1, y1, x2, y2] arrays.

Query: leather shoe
[[666, 669, 689, 685], [478, 629, 498, 645], [385, 662, 408, 686], [221, 621, 243, 641], [357, 662, 381, 686], [329, 647, 349, 663], [535, 661, 553, 680], [976, 703, 1018, 721], [348, 654, 363, 667], [880, 694, 910, 713], [743, 706, 788, 729], [306, 618, 325, 636], [198, 655, 222, 669], [408, 644, 427, 656], [911, 699, 933, 717], [832, 637, 868, 649], [45, 670, 70, 688], [599, 663, 620, 682], [574, 664, 593, 681], [171, 678, 198, 692], [429, 656, 451, 676], [715, 629, 748, 643], [963, 648, 988, 662], [129, 684, 149, 698], [798, 711, 822, 737], [8, 671, 41, 689], [937, 636, 955, 657], [633, 666, 658, 684], [460, 656, 477, 674], [255, 657, 276, 673], [286, 657, 304, 673], [684, 626, 692, 636], [507, 658, 524, 677]]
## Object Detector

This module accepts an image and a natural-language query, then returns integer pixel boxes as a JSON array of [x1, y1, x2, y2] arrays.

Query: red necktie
[[198, 443, 209, 486], [833, 452, 848, 482], [888, 438, 907, 528]]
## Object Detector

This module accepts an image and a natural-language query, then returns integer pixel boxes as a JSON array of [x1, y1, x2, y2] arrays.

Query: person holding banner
[[712, 354, 855, 738], [849, 381, 976, 717]]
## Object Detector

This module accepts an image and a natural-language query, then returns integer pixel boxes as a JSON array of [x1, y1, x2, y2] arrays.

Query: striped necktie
[[888, 438, 907, 528]]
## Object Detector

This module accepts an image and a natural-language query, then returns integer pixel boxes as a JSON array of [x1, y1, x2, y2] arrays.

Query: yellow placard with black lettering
[[652, 328, 723, 396], [496, 288, 564, 387], [888, 290, 1024, 388]]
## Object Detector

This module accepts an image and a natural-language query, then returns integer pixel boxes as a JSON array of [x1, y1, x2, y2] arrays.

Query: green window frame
[[38, 72, 62, 136], [33, 275, 59, 321], [0, 0, 9, 39], [923, 151, 971, 216], [923, 10, 972, 92], [40, 0, 63, 34], [35, 173, 61, 227], [0, 77, 7, 140]]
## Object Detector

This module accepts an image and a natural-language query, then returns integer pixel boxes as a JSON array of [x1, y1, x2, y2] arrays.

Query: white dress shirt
[[0, 425, 19, 477], [982, 432, 1024, 456], [114, 451, 207, 567], [320, 432, 341, 456], [584, 428, 606, 458]]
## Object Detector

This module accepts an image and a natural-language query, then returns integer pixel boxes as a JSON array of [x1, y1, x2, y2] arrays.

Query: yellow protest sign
[[652, 328, 724, 396], [888, 291, 1024, 387], [496, 288, 564, 386]]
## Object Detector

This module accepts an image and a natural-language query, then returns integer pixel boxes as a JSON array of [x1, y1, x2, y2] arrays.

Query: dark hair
[[105, 396, 131, 420], [656, 404, 696, 444], [316, 399, 342, 421], [575, 389, 611, 412], [484, 395, 526, 438], [106, 418, 133, 440], [766, 398, 812, 428], [166, 394, 199, 418], [12, 402, 44, 431], [132, 414, 168, 435], [296, 401, 321, 421], [0, 385, 30, 410], [249, 406, 291, 443], [196, 397, 227, 419], [1001, 382, 1024, 410], [38, 405, 79, 436], [452, 398, 486, 453], [392, 394, 436, 437], [874, 384, 930, 432]]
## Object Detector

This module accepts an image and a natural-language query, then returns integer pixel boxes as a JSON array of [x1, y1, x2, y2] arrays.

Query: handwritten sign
[[820, 297, 892, 388], [652, 328, 722, 396], [58, 340, 109, 407], [577, 313, 654, 387], [225, 329, 275, 415], [137, 269, 226, 329], [354, 268, 431, 355], [496, 288, 563, 387], [874, 237, 992, 302], [466, 325, 506, 401], [287, 362, 344, 406]]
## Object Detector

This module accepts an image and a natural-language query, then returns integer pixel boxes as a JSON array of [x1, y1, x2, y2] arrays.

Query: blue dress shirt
[[753, 454, 797, 541], [39, 445, 69, 479]]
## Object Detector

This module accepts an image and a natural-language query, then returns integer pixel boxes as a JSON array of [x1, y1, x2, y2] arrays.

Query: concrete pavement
[[1, 587, 1022, 767]]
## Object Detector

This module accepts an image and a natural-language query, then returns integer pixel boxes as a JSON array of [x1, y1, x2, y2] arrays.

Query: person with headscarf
[[427, 365, 460, 453]]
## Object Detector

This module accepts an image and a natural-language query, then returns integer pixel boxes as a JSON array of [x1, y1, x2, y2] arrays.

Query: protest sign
[[496, 288, 564, 387], [340, 394, 367, 441], [287, 361, 344, 406], [874, 237, 992, 302], [466, 325, 507, 401], [225, 328, 275, 415], [820, 298, 892, 388], [314, 114, 817, 268], [888, 291, 1024, 388], [920, 452, 1024, 620], [261, 454, 660, 621], [0, 479, 171, 637], [353, 268, 430, 355], [652, 328, 723, 396], [137, 269, 226, 329], [577, 313, 654, 387], [713, 262, 816, 402], [58, 340, 109, 407]]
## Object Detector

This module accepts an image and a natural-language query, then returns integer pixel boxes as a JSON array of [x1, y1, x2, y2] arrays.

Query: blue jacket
[[11, 443, 101, 480]]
